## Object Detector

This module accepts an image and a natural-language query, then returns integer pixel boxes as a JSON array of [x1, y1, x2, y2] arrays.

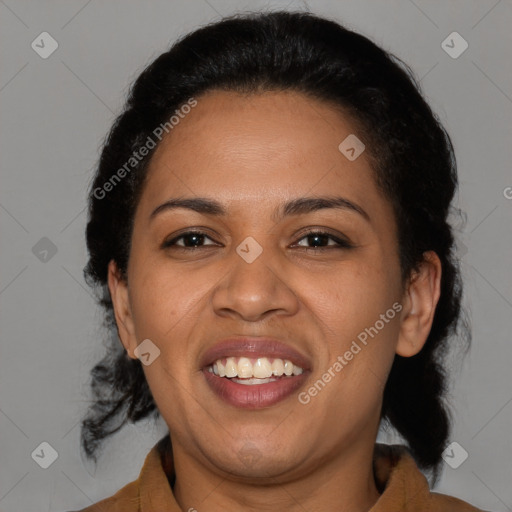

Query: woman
[[74, 11, 486, 511]]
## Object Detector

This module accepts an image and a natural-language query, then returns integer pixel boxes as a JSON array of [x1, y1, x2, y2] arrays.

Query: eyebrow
[[150, 196, 370, 223]]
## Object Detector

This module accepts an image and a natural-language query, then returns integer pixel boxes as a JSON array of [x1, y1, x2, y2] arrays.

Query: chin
[[198, 436, 301, 480]]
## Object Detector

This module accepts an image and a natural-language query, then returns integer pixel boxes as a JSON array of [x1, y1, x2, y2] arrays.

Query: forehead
[[142, 89, 381, 209]]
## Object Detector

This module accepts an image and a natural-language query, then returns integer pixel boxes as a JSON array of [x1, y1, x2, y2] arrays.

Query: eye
[[162, 229, 353, 251], [294, 230, 353, 250], [163, 230, 219, 249]]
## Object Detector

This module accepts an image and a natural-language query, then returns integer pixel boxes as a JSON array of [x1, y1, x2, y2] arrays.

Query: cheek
[[298, 262, 401, 398], [125, 267, 209, 403], [302, 262, 400, 338], [129, 260, 205, 337], [128, 262, 208, 419], [299, 274, 400, 430]]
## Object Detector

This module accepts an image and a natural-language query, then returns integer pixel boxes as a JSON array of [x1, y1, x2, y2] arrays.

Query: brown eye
[[295, 230, 353, 249], [163, 231, 218, 249]]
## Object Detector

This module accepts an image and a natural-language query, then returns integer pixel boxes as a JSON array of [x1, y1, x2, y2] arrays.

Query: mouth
[[200, 337, 311, 409]]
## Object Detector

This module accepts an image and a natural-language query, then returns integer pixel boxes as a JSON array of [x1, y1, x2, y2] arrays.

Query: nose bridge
[[211, 236, 298, 321]]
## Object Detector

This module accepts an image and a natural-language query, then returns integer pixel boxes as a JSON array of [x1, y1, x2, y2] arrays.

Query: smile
[[203, 366, 308, 409], [207, 356, 304, 380], [200, 337, 311, 409]]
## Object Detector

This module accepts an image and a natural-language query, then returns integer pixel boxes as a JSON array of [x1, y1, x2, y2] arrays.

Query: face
[[109, 89, 439, 483]]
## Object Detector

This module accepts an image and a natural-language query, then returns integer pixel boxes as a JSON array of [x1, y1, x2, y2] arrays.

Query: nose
[[211, 243, 300, 322]]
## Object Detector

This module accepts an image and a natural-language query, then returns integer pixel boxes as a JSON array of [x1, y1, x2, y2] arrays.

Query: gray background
[[0, 0, 511, 511]]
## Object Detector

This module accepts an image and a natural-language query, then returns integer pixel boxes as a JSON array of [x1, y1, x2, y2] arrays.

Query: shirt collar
[[135, 437, 437, 511]]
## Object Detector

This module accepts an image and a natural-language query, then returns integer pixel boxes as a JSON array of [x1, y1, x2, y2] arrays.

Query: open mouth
[[207, 356, 304, 384], [203, 356, 308, 408], [200, 337, 311, 408]]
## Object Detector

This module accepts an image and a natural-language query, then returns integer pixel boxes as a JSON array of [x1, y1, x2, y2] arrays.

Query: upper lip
[[199, 337, 312, 371]]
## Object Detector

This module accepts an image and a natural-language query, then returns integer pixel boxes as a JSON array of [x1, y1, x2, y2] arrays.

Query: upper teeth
[[210, 357, 303, 378]]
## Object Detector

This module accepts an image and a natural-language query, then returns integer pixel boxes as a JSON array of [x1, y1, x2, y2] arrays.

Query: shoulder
[[66, 436, 172, 512], [373, 443, 489, 512], [66, 480, 140, 511], [430, 491, 492, 512]]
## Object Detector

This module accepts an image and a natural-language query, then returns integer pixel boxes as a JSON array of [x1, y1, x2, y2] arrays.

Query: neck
[[171, 436, 381, 512]]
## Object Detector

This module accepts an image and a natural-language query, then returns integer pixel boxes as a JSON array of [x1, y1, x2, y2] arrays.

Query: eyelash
[[162, 229, 354, 251]]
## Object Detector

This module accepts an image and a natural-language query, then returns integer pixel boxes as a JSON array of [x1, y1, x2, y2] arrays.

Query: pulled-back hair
[[82, 10, 468, 482]]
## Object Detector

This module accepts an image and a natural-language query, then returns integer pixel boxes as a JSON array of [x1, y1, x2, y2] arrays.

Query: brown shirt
[[73, 436, 486, 511]]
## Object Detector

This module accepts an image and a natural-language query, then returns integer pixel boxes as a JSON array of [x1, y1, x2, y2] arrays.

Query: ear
[[396, 251, 442, 357], [107, 260, 138, 359]]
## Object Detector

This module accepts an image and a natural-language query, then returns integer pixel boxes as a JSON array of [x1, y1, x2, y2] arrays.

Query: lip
[[203, 368, 308, 409], [199, 337, 312, 409], [199, 337, 312, 371]]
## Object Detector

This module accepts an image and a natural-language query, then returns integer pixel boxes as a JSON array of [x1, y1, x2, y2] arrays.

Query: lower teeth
[[230, 377, 281, 385]]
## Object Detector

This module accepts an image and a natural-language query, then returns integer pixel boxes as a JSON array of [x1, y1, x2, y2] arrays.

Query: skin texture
[[108, 90, 441, 512]]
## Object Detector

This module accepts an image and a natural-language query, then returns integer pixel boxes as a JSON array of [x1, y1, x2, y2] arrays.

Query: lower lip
[[202, 368, 308, 409]]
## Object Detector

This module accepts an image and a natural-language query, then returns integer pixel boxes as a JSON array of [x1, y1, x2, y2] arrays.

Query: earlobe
[[107, 260, 138, 359], [396, 251, 442, 358]]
